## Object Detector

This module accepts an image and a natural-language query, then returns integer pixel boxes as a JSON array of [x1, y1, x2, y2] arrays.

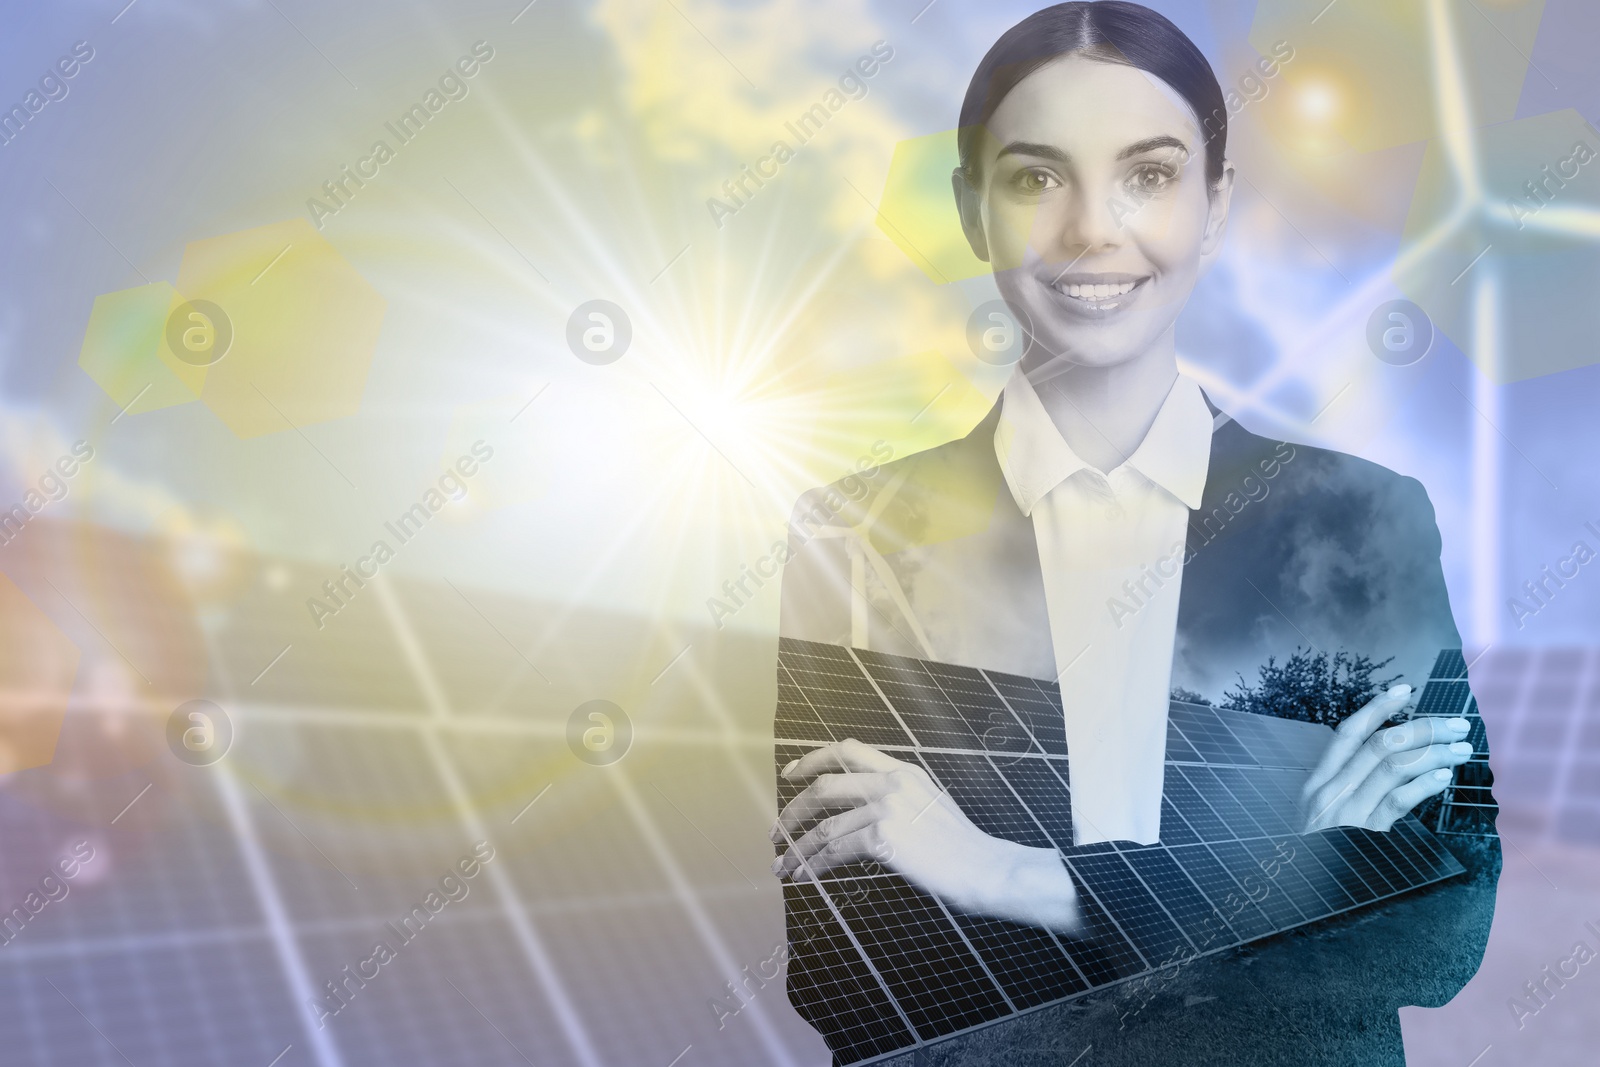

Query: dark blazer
[[777, 395, 1499, 1063]]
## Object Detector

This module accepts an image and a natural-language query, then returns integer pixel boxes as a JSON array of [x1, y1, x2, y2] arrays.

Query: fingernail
[[1449, 741, 1473, 755], [781, 759, 799, 778], [1387, 684, 1411, 698], [1446, 718, 1470, 732], [1434, 768, 1453, 780], [770, 857, 784, 875]]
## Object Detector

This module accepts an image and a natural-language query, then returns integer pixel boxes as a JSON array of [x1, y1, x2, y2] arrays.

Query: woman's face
[[957, 55, 1232, 377]]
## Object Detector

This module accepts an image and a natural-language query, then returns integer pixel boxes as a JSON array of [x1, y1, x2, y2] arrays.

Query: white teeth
[[1059, 280, 1138, 301]]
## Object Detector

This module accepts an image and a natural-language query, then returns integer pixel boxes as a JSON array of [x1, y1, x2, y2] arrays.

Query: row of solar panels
[[776, 639, 1329, 771], [773, 638, 1468, 1065]]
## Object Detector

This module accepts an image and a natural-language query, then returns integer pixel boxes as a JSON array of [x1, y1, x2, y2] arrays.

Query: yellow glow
[[1296, 81, 1341, 124]]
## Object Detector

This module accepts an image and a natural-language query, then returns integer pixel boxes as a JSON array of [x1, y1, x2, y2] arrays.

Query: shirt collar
[[994, 370, 1213, 515]]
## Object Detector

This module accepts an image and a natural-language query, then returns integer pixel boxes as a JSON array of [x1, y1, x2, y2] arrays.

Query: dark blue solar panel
[[947, 911, 1088, 1009], [1067, 851, 1193, 970], [773, 639, 1469, 1065], [917, 752, 1053, 850]]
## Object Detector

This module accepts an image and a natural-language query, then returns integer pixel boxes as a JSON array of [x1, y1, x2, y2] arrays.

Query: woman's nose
[[1039, 186, 1122, 264]]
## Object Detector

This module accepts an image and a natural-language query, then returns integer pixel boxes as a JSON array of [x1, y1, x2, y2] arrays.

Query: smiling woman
[[772, 2, 1497, 1063]]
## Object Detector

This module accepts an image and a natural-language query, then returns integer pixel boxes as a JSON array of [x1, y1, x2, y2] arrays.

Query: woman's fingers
[[1365, 767, 1456, 832], [1342, 739, 1473, 824], [1344, 715, 1471, 786], [772, 741, 930, 845], [782, 738, 910, 783], [790, 827, 883, 881], [1304, 715, 1471, 825], [769, 741, 946, 885], [772, 771, 900, 843], [1302, 685, 1412, 800], [773, 806, 882, 878]]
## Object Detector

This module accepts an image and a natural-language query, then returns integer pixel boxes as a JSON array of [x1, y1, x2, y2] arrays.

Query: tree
[[1220, 647, 1401, 728], [1169, 686, 1212, 706]]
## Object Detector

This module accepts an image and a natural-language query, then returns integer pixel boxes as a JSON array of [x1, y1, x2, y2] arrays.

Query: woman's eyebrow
[[1117, 135, 1189, 160], [995, 140, 1069, 163]]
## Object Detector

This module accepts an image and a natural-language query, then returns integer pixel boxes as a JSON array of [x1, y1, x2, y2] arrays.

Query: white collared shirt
[[994, 370, 1212, 845]]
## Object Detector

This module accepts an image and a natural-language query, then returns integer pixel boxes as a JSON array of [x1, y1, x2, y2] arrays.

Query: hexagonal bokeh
[[175, 217, 386, 438], [1250, 0, 1545, 155], [78, 282, 207, 415], [0, 573, 81, 774], [878, 130, 983, 284], [1396, 108, 1600, 382], [78, 219, 386, 437], [875, 128, 1051, 285]]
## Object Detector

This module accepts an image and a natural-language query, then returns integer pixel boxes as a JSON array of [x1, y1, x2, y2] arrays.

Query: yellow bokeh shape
[[877, 130, 989, 284], [176, 217, 386, 439], [78, 282, 208, 414], [876, 128, 1056, 284]]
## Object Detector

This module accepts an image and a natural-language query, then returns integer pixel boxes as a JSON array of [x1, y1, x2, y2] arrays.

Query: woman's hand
[[770, 739, 1080, 933], [1299, 684, 1474, 833]]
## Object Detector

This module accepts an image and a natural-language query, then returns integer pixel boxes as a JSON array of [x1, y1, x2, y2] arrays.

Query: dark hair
[[958, 2, 1227, 186]]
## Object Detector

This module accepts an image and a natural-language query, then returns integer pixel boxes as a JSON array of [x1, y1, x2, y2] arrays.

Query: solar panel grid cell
[[1052, 880, 1148, 983], [869, 681, 985, 750], [1168, 706, 1259, 766], [1240, 837, 1330, 920], [1385, 821, 1442, 882], [1329, 831, 1393, 896], [1416, 679, 1472, 718], [1158, 796, 1202, 846], [776, 658, 913, 748], [832, 878, 1013, 1040], [1432, 649, 1469, 679], [1208, 839, 1306, 927], [1065, 851, 1194, 969], [1219, 711, 1301, 768], [947, 912, 1089, 1008], [1289, 838, 1359, 911], [994, 697, 1068, 755], [1164, 725, 1204, 763], [1179, 766, 1269, 839], [1120, 846, 1233, 954], [1302, 832, 1378, 904], [916, 752, 1055, 850], [990, 757, 1073, 848], [1346, 830, 1409, 894], [1215, 766, 1298, 837], [783, 883, 918, 1063], [1394, 818, 1460, 878], [1164, 843, 1276, 941]]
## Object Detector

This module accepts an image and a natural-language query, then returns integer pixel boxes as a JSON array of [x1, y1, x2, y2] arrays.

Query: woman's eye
[[1126, 163, 1178, 193], [1009, 168, 1059, 194]]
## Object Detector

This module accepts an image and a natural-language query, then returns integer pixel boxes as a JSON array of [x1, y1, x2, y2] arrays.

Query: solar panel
[[1426, 649, 1501, 837], [774, 637, 1469, 1066]]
